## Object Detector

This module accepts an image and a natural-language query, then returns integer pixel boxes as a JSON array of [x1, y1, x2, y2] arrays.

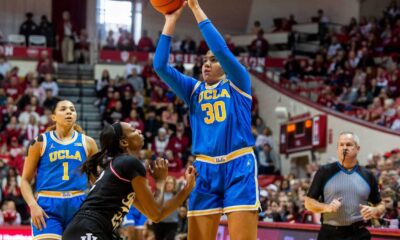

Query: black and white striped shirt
[[307, 162, 381, 226]]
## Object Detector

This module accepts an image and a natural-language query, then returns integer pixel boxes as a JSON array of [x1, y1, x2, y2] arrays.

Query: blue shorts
[[122, 206, 148, 228], [32, 191, 86, 239], [188, 147, 260, 217]]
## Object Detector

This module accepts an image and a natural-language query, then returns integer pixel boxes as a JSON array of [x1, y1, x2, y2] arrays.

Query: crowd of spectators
[[281, 2, 400, 131], [0, 53, 58, 225]]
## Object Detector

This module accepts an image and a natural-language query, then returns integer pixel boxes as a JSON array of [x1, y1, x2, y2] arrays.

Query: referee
[[305, 132, 385, 240]]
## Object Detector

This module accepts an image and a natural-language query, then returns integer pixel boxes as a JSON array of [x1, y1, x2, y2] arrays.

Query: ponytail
[[80, 123, 123, 180], [80, 149, 108, 180]]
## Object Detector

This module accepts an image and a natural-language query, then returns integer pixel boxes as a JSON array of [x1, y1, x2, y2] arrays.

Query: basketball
[[150, 0, 185, 14]]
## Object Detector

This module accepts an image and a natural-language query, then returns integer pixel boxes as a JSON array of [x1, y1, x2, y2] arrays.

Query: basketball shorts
[[63, 210, 115, 240], [122, 206, 148, 228], [188, 147, 260, 217], [32, 191, 86, 239]]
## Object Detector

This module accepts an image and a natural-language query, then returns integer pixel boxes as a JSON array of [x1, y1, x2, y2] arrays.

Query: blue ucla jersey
[[36, 131, 88, 191], [189, 80, 254, 155], [154, 19, 255, 156]]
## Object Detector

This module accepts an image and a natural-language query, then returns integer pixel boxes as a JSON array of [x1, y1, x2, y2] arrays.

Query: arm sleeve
[[153, 34, 198, 105], [113, 156, 146, 181], [306, 168, 325, 200], [199, 19, 251, 94], [368, 172, 381, 204]]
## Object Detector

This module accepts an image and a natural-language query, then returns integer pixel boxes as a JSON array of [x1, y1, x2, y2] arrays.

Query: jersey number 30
[[201, 101, 226, 124]]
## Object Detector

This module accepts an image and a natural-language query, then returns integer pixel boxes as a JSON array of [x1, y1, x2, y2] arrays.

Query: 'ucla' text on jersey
[[36, 131, 89, 191], [190, 79, 254, 156]]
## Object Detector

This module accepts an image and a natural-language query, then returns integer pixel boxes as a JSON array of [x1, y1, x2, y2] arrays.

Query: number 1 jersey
[[36, 131, 88, 192]]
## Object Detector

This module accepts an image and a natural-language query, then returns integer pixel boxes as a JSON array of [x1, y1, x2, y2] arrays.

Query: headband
[[111, 122, 123, 140]]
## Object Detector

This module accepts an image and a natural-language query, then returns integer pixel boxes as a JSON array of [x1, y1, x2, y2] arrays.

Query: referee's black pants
[[318, 224, 371, 240]]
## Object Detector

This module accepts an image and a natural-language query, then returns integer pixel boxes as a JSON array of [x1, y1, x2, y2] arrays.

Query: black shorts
[[63, 210, 115, 240]]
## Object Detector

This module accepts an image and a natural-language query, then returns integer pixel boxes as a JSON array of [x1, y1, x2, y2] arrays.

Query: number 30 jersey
[[189, 80, 254, 156], [154, 20, 255, 157], [36, 131, 88, 192]]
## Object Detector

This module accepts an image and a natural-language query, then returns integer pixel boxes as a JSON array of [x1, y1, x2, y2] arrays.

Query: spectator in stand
[[263, 200, 283, 222], [18, 104, 40, 129], [197, 39, 209, 55], [58, 11, 75, 63], [152, 127, 169, 157], [224, 34, 236, 54], [317, 9, 330, 43], [144, 107, 161, 145], [36, 50, 55, 78], [96, 71, 111, 108], [192, 57, 202, 80], [161, 103, 178, 126], [38, 15, 54, 48], [327, 36, 342, 59], [0, 200, 21, 225], [74, 29, 90, 64], [171, 36, 182, 53], [0, 55, 11, 80], [180, 36, 196, 54], [125, 108, 144, 132], [103, 30, 116, 50], [251, 20, 263, 34], [390, 106, 400, 131], [165, 150, 183, 173], [257, 143, 280, 175], [249, 30, 269, 57], [125, 56, 142, 79], [255, 126, 274, 148], [4, 76, 24, 102], [39, 73, 59, 96], [175, 206, 188, 240], [127, 68, 145, 93], [137, 30, 155, 52], [19, 12, 38, 46], [151, 86, 170, 110], [282, 55, 301, 83], [173, 60, 184, 74], [23, 114, 40, 147], [117, 29, 133, 51], [167, 122, 189, 161], [8, 136, 25, 175], [153, 176, 179, 240]]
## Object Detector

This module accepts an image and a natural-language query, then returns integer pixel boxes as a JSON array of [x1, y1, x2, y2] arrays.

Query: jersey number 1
[[62, 162, 69, 181], [201, 101, 226, 124]]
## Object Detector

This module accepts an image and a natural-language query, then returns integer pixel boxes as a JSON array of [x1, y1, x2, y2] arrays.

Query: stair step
[[57, 74, 94, 80], [59, 88, 96, 96], [81, 112, 102, 120], [86, 130, 102, 139], [67, 96, 97, 104], [75, 104, 99, 113], [80, 121, 102, 129], [58, 79, 96, 87]]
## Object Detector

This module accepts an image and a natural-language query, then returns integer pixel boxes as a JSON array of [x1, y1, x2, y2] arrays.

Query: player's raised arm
[[188, 0, 251, 94], [153, 3, 198, 104]]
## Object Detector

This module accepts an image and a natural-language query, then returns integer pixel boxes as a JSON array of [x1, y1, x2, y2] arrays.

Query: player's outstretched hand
[[152, 157, 169, 181], [187, 0, 200, 10], [164, 1, 186, 21], [184, 166, 196, 190], [30, 203, 48, 231]]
